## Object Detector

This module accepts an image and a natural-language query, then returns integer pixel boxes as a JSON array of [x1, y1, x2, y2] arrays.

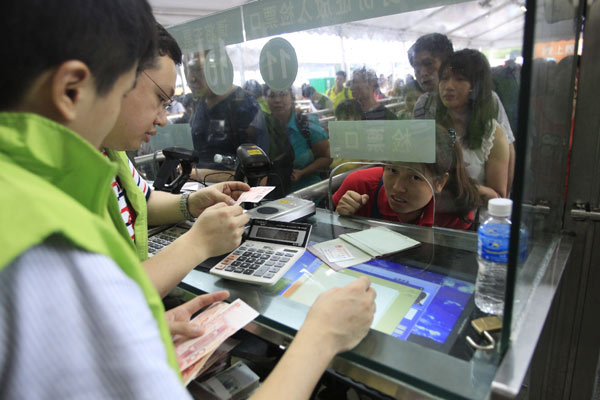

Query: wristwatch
[[179, 193, 194, 220]]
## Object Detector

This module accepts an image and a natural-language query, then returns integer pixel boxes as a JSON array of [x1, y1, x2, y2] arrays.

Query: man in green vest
[[327, 70, 353, 109], [1, 2, 377, 397], [0, 0, 191, 395], [102, 24, 251, 299]]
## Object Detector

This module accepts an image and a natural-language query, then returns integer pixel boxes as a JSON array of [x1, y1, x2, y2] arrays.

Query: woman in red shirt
[[333, 125, 481, 229]]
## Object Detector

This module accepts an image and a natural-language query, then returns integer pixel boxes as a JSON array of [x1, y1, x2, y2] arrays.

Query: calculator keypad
[[212, 242, 300, 283]]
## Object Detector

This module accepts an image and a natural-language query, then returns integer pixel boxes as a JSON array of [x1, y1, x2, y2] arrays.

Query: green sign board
[[259, 37, 298, 91], [243, 0, 464, 41], [167, 8, 243, 54], [204, 48, 234, 95], [328, 120, 436, 163]]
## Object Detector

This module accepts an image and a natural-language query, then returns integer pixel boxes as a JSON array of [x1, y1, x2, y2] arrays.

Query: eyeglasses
[[143, 71, 173, 110]]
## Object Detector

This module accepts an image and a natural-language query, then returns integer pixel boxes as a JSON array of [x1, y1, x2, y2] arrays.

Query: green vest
[[327, 86, 352, 109], [105, 149, 149, 261], [0, 113, 180, 377]]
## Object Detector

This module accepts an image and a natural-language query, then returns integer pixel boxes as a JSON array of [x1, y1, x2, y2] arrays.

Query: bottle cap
[[488, 198, 513, 217]]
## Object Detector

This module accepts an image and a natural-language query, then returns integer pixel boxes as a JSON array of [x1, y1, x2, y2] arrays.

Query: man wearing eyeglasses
[[101, 24, 251, 301], [97, 26, 378, 398]]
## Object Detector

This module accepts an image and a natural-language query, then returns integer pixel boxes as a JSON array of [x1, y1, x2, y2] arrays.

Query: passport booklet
[[307, 226, 420, 271]]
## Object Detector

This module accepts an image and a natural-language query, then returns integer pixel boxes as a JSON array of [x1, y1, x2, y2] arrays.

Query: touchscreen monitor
[[267, 248, 475, 355]]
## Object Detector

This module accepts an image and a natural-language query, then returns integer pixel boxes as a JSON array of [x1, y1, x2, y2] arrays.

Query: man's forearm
[[141, 232, 208, 297], [190, 168, 235, 183], [146, 190, 186, 226]]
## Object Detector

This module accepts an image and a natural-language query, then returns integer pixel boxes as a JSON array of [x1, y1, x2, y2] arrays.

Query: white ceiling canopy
[[150, 0, 250, 26], [150, 0, 527, 48]]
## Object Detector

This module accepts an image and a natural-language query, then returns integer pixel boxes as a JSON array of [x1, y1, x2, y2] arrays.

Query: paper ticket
[[234, 186, 276, 205]]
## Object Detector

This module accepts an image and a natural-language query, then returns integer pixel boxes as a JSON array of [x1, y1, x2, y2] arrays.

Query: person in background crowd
[[329, 99, 367, 176], [244, 79, 270, 115], [408, 33, 453, 97], [397, 80, 424, 120], [327, 70, 353, 109], [378, 74, 392, 97], [350, 67, 397, 120], [387, 78, 405, 98], [185, 52, 269, 182], [334, 125, 481, 229], [265, 87, 332, 194], [333, 99, 364, 121], [374, 75, 386, 100], [302, 83, 334, 111], [167, 96, 185, 115], [436, 49, 510, 202], [174, 93, 195, 124], [491, 58, 520, 135], [408, 33, 516, 194]]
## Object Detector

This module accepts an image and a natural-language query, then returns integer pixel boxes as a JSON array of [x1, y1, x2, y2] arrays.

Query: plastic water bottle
[[475, 198, 513, 315]]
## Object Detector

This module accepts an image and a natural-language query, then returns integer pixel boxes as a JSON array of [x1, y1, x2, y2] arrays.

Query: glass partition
[[502, 0, 580, 350], [158, 0, 581, 396]]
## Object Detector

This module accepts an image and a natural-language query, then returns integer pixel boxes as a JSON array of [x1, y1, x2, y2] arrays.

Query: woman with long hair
[[436, 49, 510, 202]]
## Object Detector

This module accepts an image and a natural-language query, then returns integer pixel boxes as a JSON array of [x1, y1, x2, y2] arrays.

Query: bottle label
[[478, 223, 510, 263]]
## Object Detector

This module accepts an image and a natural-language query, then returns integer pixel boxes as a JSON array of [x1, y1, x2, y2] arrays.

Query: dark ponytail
[[445, 135, 482, 218], [424, 125, 482, 221]]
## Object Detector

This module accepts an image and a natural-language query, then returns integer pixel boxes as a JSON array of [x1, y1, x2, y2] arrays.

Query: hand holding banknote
[[165, 290, 230, 339], [172, 296, 259, 385]]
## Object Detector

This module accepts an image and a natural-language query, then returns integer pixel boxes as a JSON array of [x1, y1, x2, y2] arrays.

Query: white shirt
[[461, 119, 501, 185], [0, 237, 191, 399]]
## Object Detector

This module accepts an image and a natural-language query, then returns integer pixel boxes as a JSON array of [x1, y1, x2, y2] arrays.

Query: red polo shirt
[[332, 167, 473, 230]]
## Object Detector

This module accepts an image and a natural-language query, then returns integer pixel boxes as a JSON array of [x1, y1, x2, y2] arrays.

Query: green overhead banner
[[168, 8, 243, 54], [167, 0, 472, 49], [242, 0, 459, 41], [328, 120, 436, 163]]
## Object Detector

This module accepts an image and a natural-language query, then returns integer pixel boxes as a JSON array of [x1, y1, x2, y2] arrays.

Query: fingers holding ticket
[[234, 186, 276, 205]]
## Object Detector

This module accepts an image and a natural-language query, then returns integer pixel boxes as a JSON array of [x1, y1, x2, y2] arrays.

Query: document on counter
[[307, 226, 420, 271]]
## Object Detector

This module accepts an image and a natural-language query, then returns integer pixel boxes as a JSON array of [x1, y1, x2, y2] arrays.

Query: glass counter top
[[179, 208, 507, 399]]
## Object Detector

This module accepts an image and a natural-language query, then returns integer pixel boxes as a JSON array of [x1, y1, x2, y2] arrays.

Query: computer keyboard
[[148, 225, 188, 256]]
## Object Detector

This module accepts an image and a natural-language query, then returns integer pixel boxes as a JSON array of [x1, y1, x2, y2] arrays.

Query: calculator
[[210, 219, 312, 285]]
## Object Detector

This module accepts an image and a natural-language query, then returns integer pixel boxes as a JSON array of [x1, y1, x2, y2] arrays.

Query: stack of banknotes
[[173, 299, 259, 385]]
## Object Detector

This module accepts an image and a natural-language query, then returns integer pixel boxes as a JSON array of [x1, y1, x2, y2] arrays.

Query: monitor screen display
[[269, 247, 475, 353]]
